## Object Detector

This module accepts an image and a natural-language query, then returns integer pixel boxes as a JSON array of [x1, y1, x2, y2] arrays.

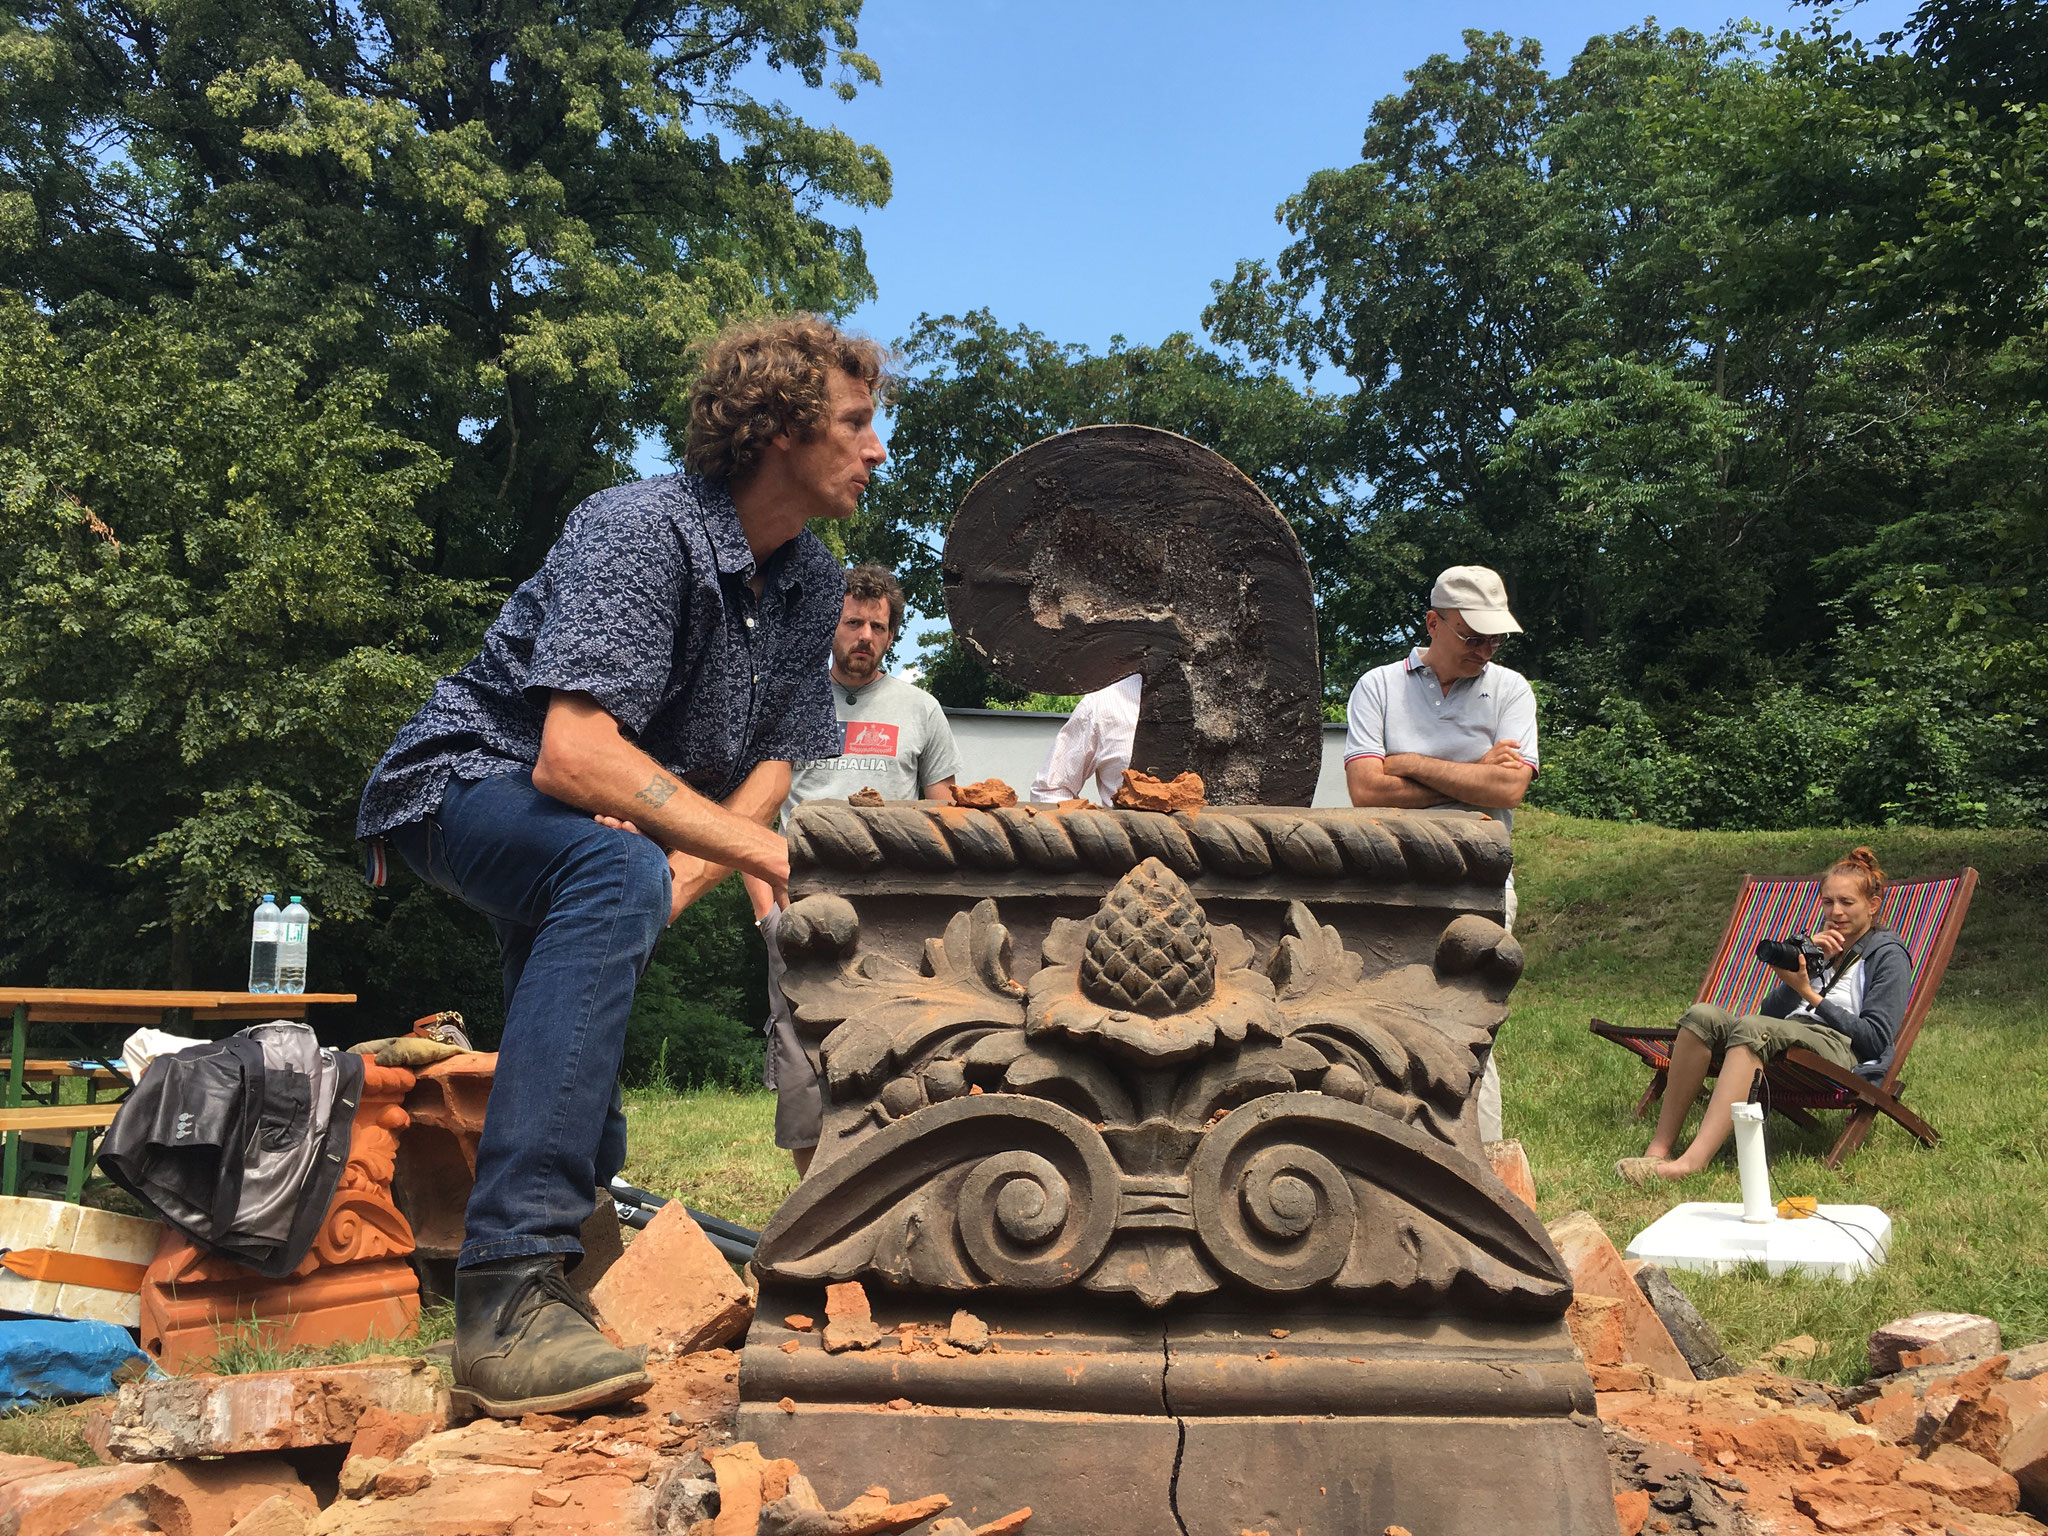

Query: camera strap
[[1816, 933, 1869, 992]]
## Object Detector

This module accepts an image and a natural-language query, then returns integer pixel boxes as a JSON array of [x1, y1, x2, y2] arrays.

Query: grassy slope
[[477, 814, 2048, 1386], [1507, 811, 2048, 1378]]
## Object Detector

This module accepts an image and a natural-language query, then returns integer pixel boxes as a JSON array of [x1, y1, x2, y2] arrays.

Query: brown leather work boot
[[451, 1255, 650, 1418]]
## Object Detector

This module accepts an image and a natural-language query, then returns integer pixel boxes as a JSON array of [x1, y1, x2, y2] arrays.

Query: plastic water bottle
[[277, 896, 310, 995], [248, 894, 282, 993]]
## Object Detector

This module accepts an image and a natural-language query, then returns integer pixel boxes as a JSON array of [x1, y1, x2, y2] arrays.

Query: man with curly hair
[[355, 315, 884, 1418]]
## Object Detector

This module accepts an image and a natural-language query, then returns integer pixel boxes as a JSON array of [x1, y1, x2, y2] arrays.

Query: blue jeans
[[387, 772, 668, 1267]]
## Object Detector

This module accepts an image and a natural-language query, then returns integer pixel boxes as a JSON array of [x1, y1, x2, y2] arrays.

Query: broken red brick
[[946, 1310, 990, 1355], [141, 1459, 316, 1536], [0, 1462, 155, 1536], [970, 1510, 1033, 1535], [336, 1457, 390, 1499], [2005, 1408, 2048, 1516], [1546, 1211, 1694, 1381], [347, 1405, 438, 1464], [105, 1360, 445, 1461], [373, 1464, 433, 1499], [824, 1282, 871, 1321], [589, 1199, 752, 1353], [0, 1455, 75, 1490], [1897, 1444, 2021, 1514], [1484, 1139, 1538, 1209], [221, 1493, 312, 1536], [1112, 770, 1205, 813], [708, 1441, 800, 1536], [1869, 1312, 2001, 1376], [953, 780, 1019, 809]]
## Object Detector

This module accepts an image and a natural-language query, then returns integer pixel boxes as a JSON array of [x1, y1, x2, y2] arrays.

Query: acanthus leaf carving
[[779, 897, 1026, 1103], [770, 864, 1565, 1312], [1267, 901, 1508, 1143]]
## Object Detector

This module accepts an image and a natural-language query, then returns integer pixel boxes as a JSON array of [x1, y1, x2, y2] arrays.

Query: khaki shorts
[[1676, 1003, 1857, 1069], [764, 1012, 822, 1151]]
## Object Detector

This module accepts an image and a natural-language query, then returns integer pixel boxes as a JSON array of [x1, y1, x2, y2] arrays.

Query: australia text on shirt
[[842, 722, 900, 757]]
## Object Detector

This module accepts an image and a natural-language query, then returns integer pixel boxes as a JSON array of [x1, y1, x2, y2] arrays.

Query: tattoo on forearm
[[633, 775, 678, 809]]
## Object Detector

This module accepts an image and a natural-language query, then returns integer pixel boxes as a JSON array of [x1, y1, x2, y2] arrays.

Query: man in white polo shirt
[[746, 564, 961, 1173], [1345, 565, 1538, 1143]]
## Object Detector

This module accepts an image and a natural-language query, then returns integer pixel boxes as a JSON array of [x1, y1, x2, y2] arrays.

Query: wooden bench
[[1, 988, 355, 1202], [0, 1104, 123, 1203], [21, 1060, 126, 1084]]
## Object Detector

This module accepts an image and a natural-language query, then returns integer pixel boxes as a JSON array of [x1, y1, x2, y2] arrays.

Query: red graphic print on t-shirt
[[842, 721, 900, 757]]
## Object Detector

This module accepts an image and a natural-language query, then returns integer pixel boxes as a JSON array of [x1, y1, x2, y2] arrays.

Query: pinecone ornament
[[1079, 858, 1216, 1015]]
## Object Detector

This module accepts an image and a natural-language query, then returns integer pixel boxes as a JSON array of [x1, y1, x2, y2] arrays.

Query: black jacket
[[1759, 926, 1914, 1074], [99, 1022, 362, 1278]]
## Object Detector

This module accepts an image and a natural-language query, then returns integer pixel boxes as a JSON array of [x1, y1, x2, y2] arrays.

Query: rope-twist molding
[[787, 803, 1510, 887]]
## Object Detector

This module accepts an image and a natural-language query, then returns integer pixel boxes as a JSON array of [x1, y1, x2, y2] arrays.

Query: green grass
[[0, 1399, 102, 1465], [197, 1300, 456, 1376], [612, 812, 2048, 1385], [621, 1084, 798, 1231]]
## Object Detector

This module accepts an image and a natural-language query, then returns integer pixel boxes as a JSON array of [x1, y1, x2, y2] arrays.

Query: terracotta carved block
[[140, 1063, 421, 1371], [941, 424, 1325, 806], [391, 1054, 496, 1300], [742, 818, 1608, 1533], [741, 431, 1611, 1535]]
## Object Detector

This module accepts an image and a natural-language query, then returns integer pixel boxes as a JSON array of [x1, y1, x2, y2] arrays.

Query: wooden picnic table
[[0, 988, 356, 1201]]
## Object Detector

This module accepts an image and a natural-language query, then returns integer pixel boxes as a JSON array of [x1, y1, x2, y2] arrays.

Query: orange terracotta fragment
[[952, 779, 1018, 809], [1112, 770, 1206, 812]]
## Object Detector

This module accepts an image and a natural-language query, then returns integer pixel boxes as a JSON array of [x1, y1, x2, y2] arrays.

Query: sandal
[[1615, 1157, 1666, 1186]]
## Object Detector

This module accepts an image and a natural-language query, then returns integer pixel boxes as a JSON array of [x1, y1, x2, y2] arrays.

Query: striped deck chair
[[1590, 868, 1978, 1169]]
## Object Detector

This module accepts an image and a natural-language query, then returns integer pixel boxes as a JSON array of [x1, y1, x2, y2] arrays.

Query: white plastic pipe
[[1731, 1101, 1774, 1223]]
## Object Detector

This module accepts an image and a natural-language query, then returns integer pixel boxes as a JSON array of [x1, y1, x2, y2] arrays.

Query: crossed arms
[[1346, 740, 1535, 811]]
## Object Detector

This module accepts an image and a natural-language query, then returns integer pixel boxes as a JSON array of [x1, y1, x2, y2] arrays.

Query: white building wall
[[941, 709, 1351, 809]]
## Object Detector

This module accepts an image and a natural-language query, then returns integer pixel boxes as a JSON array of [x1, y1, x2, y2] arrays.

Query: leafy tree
[[0, 0, 890, 1066], [0, 295, 484, 990], [1201, 20, 2044, 824], [1, 0, 890, 578]]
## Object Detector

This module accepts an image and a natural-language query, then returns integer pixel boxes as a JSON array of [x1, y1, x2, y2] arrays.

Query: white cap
[[1430, 566, 1522, 635]]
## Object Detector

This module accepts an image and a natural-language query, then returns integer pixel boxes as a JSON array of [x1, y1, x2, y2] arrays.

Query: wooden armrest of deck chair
[[1590, 1020, 1683, 1119], [1774, 1047, 1940, 1159]]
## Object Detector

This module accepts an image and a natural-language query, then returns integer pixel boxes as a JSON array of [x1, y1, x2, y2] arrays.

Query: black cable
[[1748, 1072, 1890, 1268]]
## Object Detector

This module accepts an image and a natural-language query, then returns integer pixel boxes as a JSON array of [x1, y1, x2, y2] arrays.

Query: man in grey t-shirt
[[746, 565, 960, 1173], [1345, 565, 1539, 1144]]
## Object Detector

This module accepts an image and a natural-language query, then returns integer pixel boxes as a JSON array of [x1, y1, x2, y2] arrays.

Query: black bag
[[98, 1021, 362, 1278]]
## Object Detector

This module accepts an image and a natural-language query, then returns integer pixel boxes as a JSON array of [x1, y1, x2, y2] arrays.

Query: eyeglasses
[[1445, 622, 1507, 651]]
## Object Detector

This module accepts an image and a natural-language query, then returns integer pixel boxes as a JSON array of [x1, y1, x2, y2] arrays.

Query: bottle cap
[[290, 896, 304, 903], [262, 893, 276, 902]]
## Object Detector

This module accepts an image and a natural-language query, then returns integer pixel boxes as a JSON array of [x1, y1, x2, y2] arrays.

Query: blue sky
[[634, 0, 1917, 479], [804, 0, 1920, 360]]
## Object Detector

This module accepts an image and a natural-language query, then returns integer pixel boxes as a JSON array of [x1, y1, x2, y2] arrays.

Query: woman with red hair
[[1618, 848, 1914, 1184]]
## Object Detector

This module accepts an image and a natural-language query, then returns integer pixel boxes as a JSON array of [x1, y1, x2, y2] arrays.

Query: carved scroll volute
[[754, 1095, 1121, 1291], [1187, 1093, 1571, 1312], [942, 425, 1322, 805]]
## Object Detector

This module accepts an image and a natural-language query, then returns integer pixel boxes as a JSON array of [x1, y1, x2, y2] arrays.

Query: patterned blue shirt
[[356, 473, 844, 838]]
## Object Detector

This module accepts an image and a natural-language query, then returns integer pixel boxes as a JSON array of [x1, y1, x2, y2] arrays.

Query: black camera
[[1754, 933, 1828, 975]]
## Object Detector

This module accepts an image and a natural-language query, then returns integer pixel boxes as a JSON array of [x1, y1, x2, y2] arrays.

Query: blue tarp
[[0, 1318, 152, 1408]]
